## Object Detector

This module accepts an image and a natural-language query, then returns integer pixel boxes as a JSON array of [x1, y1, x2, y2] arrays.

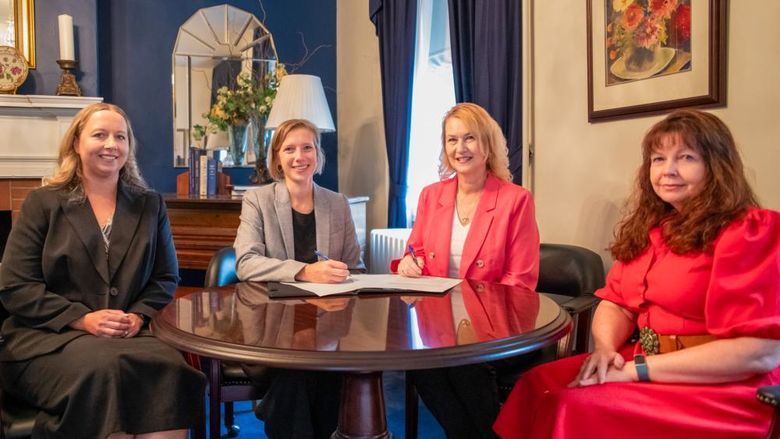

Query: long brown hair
[[45, 103, 148, 200], [610, 109, 759, 262], [438, 103, 511, 182]]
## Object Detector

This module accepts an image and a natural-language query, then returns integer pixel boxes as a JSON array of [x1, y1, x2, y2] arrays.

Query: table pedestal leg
[[332, 371, 392, 439]]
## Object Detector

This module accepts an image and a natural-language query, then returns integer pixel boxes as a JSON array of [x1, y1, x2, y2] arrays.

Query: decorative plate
[[0, 46, 29, 94], [610, 47, 676, 81]]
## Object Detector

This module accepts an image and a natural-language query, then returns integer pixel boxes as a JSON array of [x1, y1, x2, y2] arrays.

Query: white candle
[[58, 14, 75, 61]]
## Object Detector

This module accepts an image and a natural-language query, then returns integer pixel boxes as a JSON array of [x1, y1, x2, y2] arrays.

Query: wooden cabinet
[[165, 194, 369, 270]]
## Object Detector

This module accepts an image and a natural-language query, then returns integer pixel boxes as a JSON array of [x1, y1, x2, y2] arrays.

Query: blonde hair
[[267, 119, 325, 180], [45, 103, 148, 199], [438, 103, 511, 182]]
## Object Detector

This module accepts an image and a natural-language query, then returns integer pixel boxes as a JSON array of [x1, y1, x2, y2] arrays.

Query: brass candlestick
[[56, 59, 82, 96]]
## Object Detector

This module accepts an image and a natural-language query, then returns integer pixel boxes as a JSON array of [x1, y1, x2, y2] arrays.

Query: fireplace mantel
[[0, 95, 103, 178]]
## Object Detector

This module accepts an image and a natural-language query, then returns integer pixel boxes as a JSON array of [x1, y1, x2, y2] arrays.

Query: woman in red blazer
[[396, 103, 540, 439]]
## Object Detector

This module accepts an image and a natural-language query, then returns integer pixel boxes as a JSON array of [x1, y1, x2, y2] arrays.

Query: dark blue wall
[[96, 0, 338, 192], [19, 0, 99, 96], [27, 0, 337, 192]]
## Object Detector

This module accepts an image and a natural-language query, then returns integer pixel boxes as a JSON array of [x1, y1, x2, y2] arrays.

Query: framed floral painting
[[587, 0, 727, 122]]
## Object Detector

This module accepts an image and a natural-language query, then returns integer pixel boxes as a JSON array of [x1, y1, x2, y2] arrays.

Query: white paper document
[[281, 274, 462, 297]]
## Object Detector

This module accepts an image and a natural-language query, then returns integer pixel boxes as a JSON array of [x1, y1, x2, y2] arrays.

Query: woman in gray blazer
[[0, 103, 205, 438], [234, 118, 364, 439]]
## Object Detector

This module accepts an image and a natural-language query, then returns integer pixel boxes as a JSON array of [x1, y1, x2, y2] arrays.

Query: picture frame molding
[[586, 0, 727, 123]]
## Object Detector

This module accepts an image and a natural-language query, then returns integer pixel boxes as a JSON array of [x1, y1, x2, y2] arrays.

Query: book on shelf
[[199, 155, 208, 197], [188, 147, 207, 196], [188, 147, 197, 195], [206, 159, 217, 196], [229, 185, 259, 198]]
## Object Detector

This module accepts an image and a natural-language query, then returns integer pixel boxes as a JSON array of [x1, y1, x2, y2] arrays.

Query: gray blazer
[[234, 182, 365, 282]]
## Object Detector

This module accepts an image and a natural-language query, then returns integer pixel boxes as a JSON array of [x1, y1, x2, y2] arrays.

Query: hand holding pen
[[294, 250, 351, 283], [398, 245, 425, 278]]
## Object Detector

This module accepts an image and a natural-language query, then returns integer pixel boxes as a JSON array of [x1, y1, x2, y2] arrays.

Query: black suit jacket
[[0, 183, 179, 361]]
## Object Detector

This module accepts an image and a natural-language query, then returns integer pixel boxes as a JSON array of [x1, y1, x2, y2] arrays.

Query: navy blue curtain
[[447, 0, 523, 184], [370, 0, 417, 228]]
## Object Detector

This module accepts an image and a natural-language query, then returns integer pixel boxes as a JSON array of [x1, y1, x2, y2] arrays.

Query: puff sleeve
[[595, 259, 629, 308], [705, 208, 780, 339]]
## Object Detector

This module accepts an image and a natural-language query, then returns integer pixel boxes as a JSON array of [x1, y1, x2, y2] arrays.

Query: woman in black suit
[[0, 103, 205, 438]]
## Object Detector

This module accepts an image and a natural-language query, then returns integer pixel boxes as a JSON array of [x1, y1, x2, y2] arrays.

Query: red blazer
[[394, 174, 540, 289], [412, 280, 541, 348]]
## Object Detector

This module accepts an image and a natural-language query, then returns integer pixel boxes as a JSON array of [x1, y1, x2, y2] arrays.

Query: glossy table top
[[153, 279, 572, 371]]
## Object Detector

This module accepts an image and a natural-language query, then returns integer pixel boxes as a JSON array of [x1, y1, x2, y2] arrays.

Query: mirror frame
[[171, 4, 278, 168], [7, 0, 35, 68]]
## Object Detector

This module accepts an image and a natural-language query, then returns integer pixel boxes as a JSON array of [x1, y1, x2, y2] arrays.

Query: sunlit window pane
[[406, 0, 456, 225]]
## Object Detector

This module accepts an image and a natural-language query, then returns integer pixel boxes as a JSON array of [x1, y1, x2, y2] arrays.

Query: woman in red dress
[[493, 109, 780, 439]]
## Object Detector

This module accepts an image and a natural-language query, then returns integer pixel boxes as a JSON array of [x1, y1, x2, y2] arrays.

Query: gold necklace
[[456, 196, 476, 225]]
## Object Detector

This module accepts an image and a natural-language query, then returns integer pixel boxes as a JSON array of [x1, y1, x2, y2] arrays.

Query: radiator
[[368, 228, 412, 273]]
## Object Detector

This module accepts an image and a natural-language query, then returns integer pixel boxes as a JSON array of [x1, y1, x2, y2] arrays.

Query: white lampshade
[[265, 74, 335, 132]]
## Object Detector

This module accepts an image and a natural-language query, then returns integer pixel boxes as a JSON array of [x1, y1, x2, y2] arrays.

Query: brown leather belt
[[657, 334, 717, 354], [639, 327, 717, 355]]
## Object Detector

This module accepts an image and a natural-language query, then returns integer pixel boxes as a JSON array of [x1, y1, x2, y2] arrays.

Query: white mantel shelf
[[0, 95, 104, 178], [0, 95, 103, 116]]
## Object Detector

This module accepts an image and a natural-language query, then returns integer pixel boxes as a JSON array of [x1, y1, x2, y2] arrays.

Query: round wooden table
[[153, 279, 572, 439]]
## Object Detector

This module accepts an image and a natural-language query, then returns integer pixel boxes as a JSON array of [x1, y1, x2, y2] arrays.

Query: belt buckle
[[639, 326, 660, 355]]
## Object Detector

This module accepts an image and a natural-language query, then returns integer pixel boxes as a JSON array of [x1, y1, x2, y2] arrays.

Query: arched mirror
[[172, 4, 278, 168]]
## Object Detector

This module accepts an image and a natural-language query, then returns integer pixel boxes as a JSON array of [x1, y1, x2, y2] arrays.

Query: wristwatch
[[634, 354, 651, 382]]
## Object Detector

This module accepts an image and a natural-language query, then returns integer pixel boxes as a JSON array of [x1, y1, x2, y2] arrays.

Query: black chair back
[[538, 243, 605, 298], [204, 247, 239, 288], [536, 243, 605, 356], [202, 247, 265, 438]]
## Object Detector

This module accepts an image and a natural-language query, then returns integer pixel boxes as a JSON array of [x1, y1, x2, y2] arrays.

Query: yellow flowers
[[613, 0, 635, 12], [201, 64, 285, 133]]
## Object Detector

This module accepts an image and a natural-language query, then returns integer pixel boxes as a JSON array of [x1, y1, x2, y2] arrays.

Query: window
[[405, 0, 456, 224]]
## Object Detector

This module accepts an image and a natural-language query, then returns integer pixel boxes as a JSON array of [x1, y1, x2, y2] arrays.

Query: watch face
[[0, 46, 29, 94]]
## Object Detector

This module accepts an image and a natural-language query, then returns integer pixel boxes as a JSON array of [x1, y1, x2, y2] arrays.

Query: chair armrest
[[758, 386, 780, 408], [542, 293, 599, 315], [560, 295, 600, 314]]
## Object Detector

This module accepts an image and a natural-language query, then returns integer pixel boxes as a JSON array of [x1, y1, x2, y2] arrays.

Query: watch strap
[[634, 354, 650, 382]]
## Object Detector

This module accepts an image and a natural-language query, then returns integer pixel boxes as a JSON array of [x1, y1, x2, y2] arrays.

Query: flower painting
[[606, 0, 692, 85]]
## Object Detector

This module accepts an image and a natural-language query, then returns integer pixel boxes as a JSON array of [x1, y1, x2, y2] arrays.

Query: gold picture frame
[[587, 0, 726, 122], [4, 0, 35, 68]]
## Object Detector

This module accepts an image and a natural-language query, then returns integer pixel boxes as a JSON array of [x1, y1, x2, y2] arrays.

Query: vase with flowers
[[607, 0, 691, 82], [196, 64, 287, 171]]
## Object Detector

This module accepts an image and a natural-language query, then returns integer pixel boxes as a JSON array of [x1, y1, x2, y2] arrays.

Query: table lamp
[[265, 74, 335, 132], [252, 74, 335, 184]]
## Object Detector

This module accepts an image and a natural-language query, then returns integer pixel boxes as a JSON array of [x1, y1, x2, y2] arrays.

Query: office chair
[[0, 303, 34, 439], [202, 247, 267, 439], [0, 367, 36, 439], [404, 243, 605, 439]]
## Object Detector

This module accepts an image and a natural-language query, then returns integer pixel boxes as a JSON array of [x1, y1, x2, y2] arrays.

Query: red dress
[[494, 208, 780, 439]]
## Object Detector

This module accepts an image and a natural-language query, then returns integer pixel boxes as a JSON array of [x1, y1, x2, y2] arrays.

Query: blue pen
[[407, 245, 422, 268], [314, 250, 330, 261], [315, 250, 352, 280]]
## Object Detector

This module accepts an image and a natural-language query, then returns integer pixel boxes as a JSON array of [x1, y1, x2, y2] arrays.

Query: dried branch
[[286, 32, 332, 72]]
